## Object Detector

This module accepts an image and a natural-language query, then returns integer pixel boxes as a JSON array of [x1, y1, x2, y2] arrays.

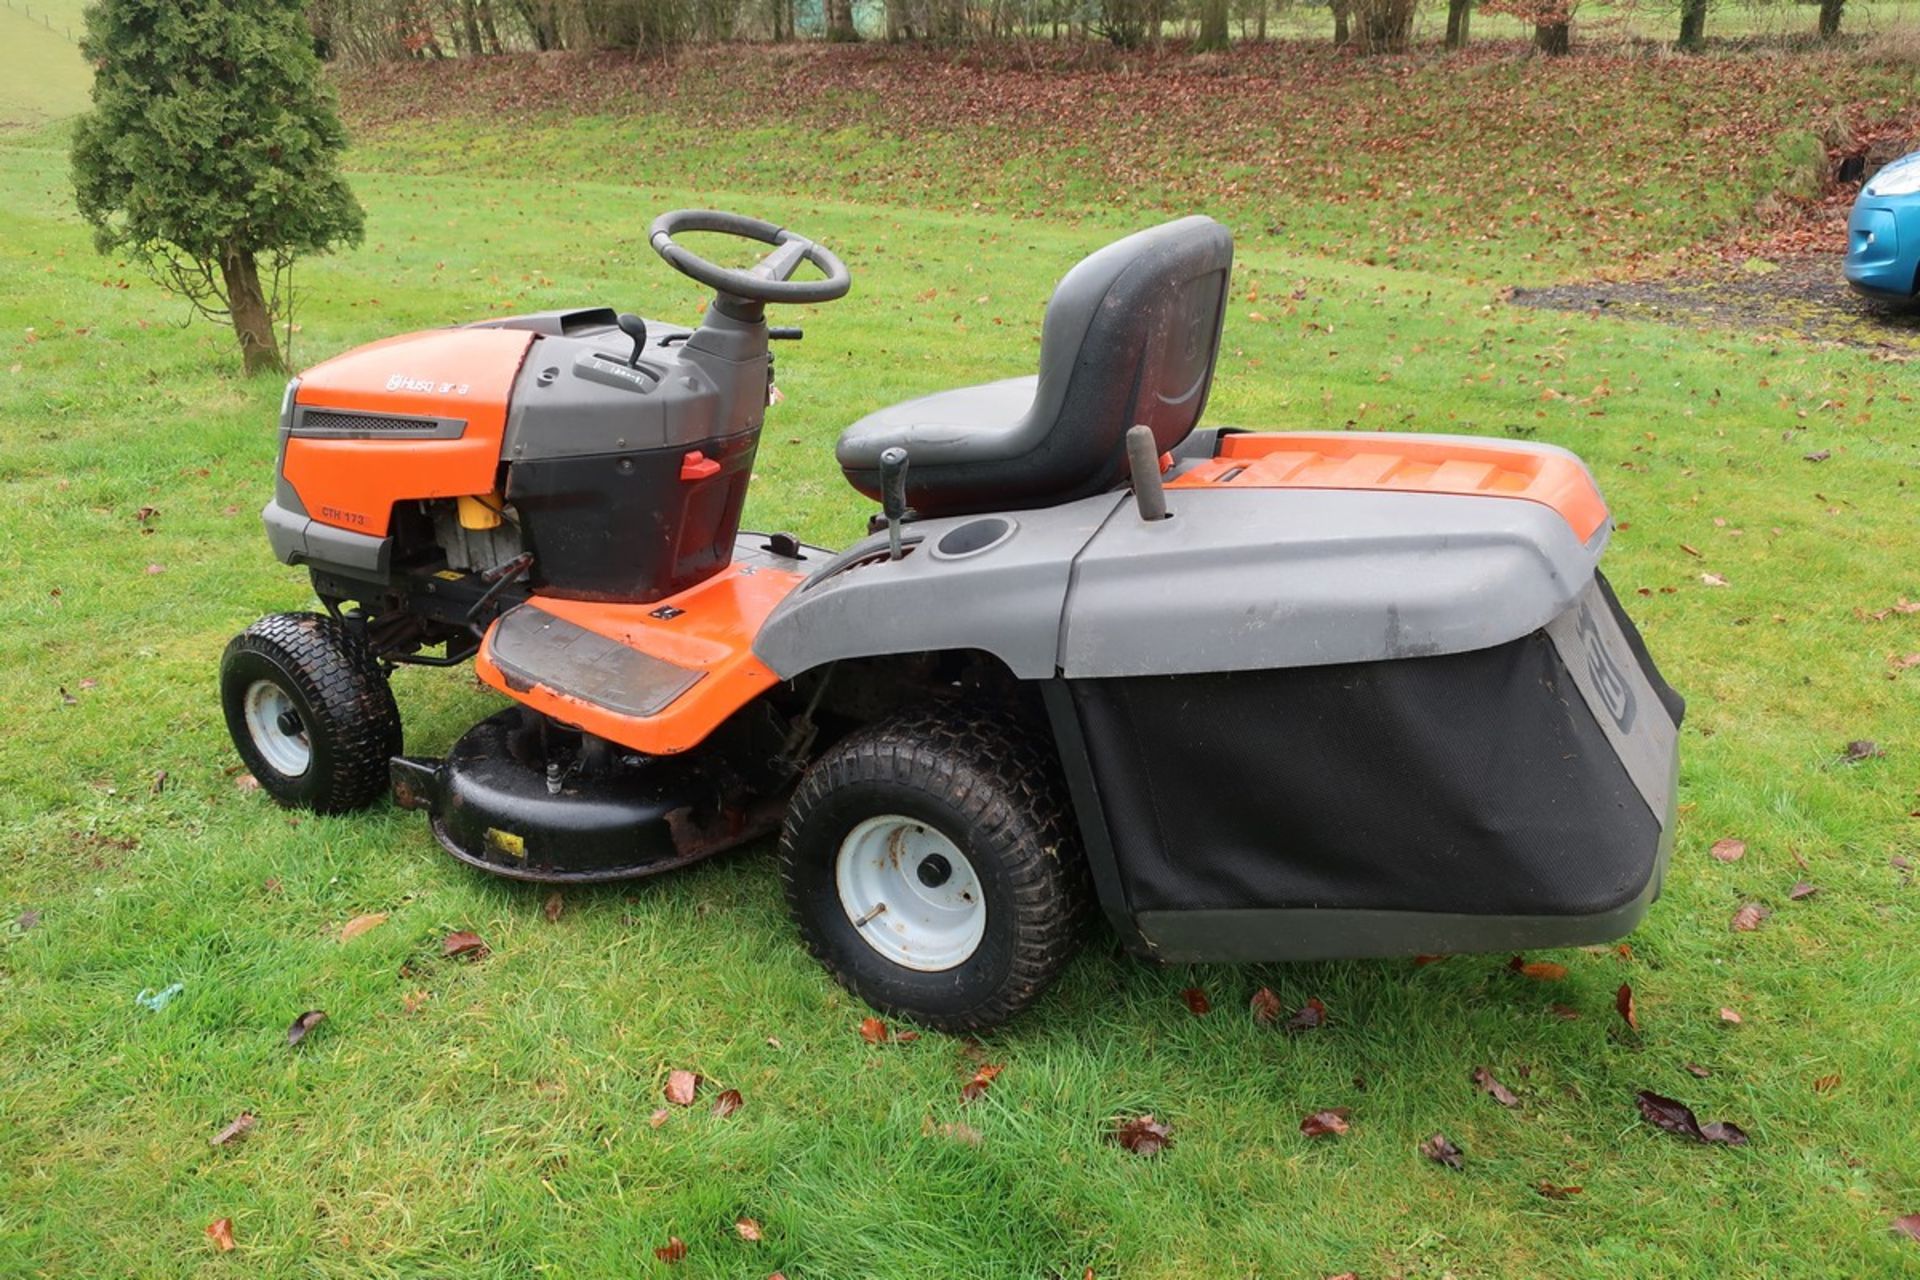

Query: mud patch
[[1510, 255, 1920, 358]]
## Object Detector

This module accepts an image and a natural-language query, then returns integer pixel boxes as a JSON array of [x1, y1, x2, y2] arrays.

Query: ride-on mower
[[222, 211, 1682, 1031]]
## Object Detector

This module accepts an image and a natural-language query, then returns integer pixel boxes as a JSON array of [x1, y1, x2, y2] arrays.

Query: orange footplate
[[1168, 433, 1609, 542], [474, 557, 805, 755]]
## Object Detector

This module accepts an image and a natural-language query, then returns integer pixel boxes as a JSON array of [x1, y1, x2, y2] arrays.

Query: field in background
[[3, 35, 1920, 1280], [0, 0, 89, 129]]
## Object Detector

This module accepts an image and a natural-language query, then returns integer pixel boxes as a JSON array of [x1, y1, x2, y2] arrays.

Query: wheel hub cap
[[243, 679, 312, 777], [834, 815, 985, 971]]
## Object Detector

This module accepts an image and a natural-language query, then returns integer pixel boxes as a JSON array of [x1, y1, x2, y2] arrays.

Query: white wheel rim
[[834, 814, 986, 971], [243, 679, 311, 777]]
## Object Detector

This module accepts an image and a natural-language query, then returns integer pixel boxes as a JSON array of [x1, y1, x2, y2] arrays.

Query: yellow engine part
[[457, 494, 504, 531]]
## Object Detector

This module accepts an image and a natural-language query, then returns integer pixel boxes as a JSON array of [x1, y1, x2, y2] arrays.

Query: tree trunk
[[1677, 0, 1706, 49], [479, 1, 503, 53], [1535, 18, 1567, 52], [459, 0, 484, 55], [1332, 0, 1350, 44], [1445, 0, 1470, 47], [1256, 0, 1266, 40], [827, 0, 859, 41], [1196, 0, 1229, 50], [220, 246, 282, 376], [1817, 0, 1842, 37]]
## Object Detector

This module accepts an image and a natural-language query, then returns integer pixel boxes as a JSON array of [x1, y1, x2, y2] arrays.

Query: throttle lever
[[878, 447, 909, 560]]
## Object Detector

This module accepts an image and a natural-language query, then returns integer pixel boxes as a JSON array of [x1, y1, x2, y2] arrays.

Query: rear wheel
[[778, 709, 1089, 1032], [220, 612, 402, 813]]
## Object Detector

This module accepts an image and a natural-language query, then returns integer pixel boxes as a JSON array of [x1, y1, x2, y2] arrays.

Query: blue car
[[1847, 150, 1920, 307]]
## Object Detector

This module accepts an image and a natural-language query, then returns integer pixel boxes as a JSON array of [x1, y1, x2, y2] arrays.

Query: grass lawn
[[3, 42, 1920, 1280], [0, 0, 89, 131]]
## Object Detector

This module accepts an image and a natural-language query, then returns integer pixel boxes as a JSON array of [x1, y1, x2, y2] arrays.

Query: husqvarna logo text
[[1574, 602, 1635, 733], [386, 374, 470, 395]]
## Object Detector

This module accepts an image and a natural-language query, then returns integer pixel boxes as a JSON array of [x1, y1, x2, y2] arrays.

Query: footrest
[[488, 605, 703, 719]]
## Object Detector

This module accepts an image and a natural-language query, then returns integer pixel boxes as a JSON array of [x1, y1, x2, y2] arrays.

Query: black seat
[[836, 216, 1234, 518]]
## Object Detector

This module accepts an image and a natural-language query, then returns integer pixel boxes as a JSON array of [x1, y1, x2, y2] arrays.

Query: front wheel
[[220, 612, 402, 813], [778, 709, 1089, 1032]]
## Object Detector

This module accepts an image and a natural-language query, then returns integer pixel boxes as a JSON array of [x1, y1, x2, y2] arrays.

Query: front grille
[[293, 408, 459, 437]]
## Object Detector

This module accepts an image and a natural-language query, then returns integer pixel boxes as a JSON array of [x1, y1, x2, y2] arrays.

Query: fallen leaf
[[960, 1063, 1004, 1103], [401, 990, 430, 1014], [1300, 1108, 1351, 1138], [1710, 838, 1747, 863], [1113, 1114, 1173, 1156], [649, 1108, 669, 1128], [543, 892, 563, 923], [1893, 1214, 1920, 1242], [15, 908, 40, 932], [712, 1088, 744, 1118], [1616, 983, 1640, 1032], [286, 1009, 326, 1048], [210, 1112, 256, 1146], [1842, 739, 1883, 763], [1285, 996, 1328, 1031], [925, 1116, 983, 1145], [735, 1218, 763, 1242], [1789, 881, 1820, 901], [1813, 1073, 1841, 1094], [1472, 1066, 1520, 1107], [655, 1237, 686, 1264], [443, 930, 489, 960], [339, 912, 388, 942], [1701, 572, 1728, 587], [144, 563, 165, 575], [1548, 1003, 1581, 1020], [1803, 449, 1831, 462], [234, 774, 260, 793], [665, 1070, 700, 1106], [1249, 987, 1282, 1024], [1510, 955, 1568, 981], [206, 1218, 235, 1252], [1719, 1006, 1744, 1025], [858, 1016, 891, 1044], [1412, 954, 1449, 966], [1731, 903, 1771, 932], [1635, 1090, 1749, 1146], [1680, 543, 1703, 558], [1683, 1062, 1712, 1078], [1181, 987, 1211, 1015], [1420, 1131, 1464, 1169], [1537, 1181, 1584, 1199], [57, 685, 78, 705]]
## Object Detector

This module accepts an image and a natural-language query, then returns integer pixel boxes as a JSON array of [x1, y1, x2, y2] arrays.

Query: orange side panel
[[284, 328, 535, 536], [1167, 432, 1609, 542], [473, 560, 806, 756]]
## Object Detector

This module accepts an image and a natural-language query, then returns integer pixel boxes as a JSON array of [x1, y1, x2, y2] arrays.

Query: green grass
[[4, 44, 1920, 1278], [0, 0, 89, 130]]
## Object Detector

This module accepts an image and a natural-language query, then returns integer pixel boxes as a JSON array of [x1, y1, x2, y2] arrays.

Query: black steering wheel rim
[[647, 209, 851, 305]]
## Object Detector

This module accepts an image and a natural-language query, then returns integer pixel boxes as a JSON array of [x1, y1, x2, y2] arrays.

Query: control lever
[[768, 327, 804, 341], [1125, 425, 1170, 522], [616, 313, 648, 367], [879, 447, 909, 560]]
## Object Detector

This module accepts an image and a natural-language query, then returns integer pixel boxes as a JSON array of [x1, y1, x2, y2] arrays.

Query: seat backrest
[[1026, 215, 1234, 485]]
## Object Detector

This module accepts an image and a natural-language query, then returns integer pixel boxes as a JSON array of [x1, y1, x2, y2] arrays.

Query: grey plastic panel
[[488, 604, 703, 717], [1060, 487, 1605, 677], [1543, 578, 1679, 826], [260, 497, 391, 578], [753, 493, 1126, 680]]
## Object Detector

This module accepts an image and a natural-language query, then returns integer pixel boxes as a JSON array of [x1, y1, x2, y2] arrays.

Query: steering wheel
[[647, 209, 851, 305]]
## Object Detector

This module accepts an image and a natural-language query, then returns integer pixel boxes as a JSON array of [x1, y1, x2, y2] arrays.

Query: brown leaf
[[960, 1062, 1004, 1104], [1412, 954, 1449, 966], [209, 1112, 256, 1147], [543, 892, 563, 923], [1842, 739, 1883, 763], [205, 1218, 235, 1252], [1249, 986, 1283, 1025], [1180, 987, 1211, 1015], [665, 1070, 700, 1106], [1548, 1003, 1581, 1020], [1731, 903, 1771, 932], [1813, 1073, 1841, 1094], [1680, 543, 1703, 558], [1892, 1214, 1920, 1242], [1537, 1181, 1584, 1199], [286, 1009, 326, 1048], [401, 990, 430, 1015], [1803, 449, 1831, 462], [1700, 572, 1729, 588], [1635, 1090, 1749, 1145], [1709, 838, 1747, 863], [735, 1218, 763, 1242], [1419, 1131, 1464, 1169], [1719, 1006, 1744, 1025], [712, 1088, 744, 1118], [924, 1116, 983, 1146], [858, 1016, 891, 1044], [1788, 881, 1820, 901], [1510, 955, 1568, 981], [649, 1108, 669, 1128], [443, 930, 489, 960], [1683, 1062, 1713, 1078], [654, 1237, 686, 1264], [1615, 983, 1639, 1032], [1285, 996, 1327, 1031], [1472, 1066, 1519, 1107], [234, 773, 261, 793], [1300, 1108, 1351, 1138], [1113, 1114, 1173, 1156], [339, 912, 388, 943]]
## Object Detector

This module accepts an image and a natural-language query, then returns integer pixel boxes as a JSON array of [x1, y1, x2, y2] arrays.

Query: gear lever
[[879, 447, 909, 560], [616, 313, 648, 367]]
